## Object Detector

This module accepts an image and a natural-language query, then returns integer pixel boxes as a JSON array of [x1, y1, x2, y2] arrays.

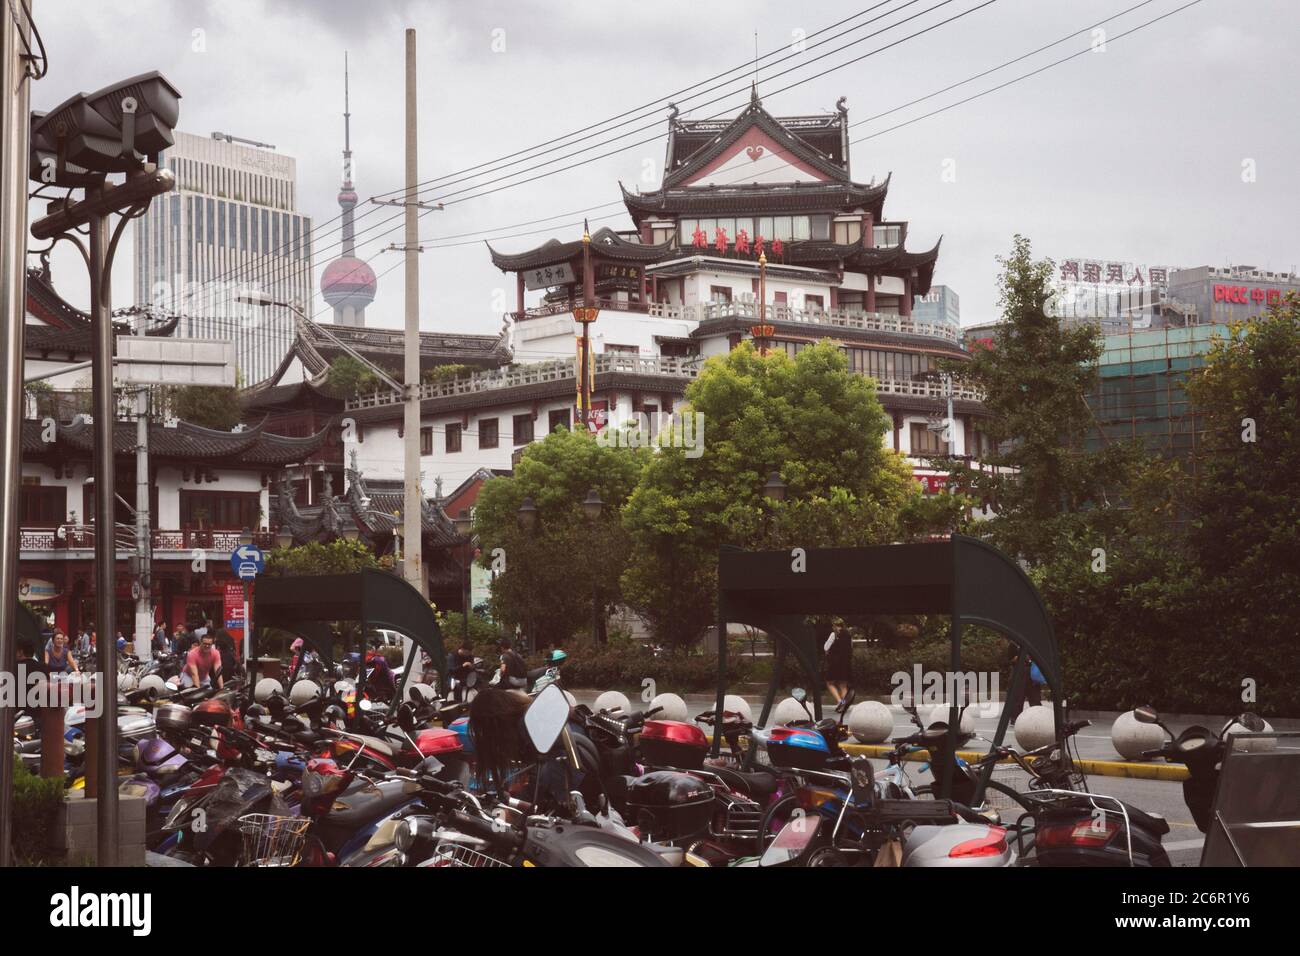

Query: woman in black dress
[[823, 617, 853, 707]]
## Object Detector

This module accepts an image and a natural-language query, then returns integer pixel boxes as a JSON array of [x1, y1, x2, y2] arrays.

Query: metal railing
[[19, 526, 276, 553], [509, 298, 961, 343], [347, 353, 703, 411]]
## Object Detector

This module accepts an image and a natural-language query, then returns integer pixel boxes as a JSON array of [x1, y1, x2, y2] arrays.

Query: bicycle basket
[[237, 813, 310, 867], [429, 842, 510, 868]]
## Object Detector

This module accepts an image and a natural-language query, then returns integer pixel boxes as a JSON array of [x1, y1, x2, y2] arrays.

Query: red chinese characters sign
[[1214, 284, 1283, 306], [223, 582, 245, 637]]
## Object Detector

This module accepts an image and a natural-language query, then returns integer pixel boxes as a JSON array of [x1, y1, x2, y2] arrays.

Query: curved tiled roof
[[25, 417, 334, 466], [662, 94, 852, 189], [622, 178, 888, 223], [487, 226, 674, 273]]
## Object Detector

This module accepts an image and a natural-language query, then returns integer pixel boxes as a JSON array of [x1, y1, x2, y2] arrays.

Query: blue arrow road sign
[[230, 543, 265, 580]]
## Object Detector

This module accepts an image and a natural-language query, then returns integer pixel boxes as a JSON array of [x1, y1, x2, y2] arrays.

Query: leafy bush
[[11, 758, 64, 865], [550, 640, 753, 692]]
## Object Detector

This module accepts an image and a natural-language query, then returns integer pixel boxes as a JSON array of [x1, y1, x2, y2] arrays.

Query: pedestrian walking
[[823, 617, 853, 708]]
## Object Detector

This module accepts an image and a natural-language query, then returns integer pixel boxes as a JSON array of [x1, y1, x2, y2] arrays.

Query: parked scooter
[[1133, 705, 1265, 833]]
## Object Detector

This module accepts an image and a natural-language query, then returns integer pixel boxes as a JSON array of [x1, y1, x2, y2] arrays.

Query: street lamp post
[[239, 526, 253, 669], [25, 71, 182, 866]]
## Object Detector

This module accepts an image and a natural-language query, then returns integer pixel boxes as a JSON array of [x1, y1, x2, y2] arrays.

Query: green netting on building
[[1085, 324, 1231, 466]]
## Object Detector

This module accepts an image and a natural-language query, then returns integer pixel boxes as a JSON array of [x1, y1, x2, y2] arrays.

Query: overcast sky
[[28, 0, 1300, 337]]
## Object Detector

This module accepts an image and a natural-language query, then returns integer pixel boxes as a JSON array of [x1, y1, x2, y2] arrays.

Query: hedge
[[10, 757, 64, 865]]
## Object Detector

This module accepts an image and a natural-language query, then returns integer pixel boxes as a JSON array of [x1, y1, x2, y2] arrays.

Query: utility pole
[[370, 31, 441, 595], [0, 0, 35, 870], [402, 28, 423, 596]]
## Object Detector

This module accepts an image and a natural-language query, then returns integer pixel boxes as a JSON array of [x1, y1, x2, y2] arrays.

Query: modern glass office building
[[133, 131, 314, 385], [1086, 323, 1232, 465]]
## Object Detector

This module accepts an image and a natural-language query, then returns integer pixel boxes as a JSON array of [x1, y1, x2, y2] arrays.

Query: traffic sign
[[230, 543, 265, 580]]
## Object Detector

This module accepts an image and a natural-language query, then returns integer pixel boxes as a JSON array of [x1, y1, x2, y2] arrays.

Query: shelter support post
[[971, 653, 1027, 807], [711, 608, 726, 757]]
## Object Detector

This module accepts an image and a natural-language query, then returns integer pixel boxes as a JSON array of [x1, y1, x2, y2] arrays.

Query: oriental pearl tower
[[321, 53, 377, 327]]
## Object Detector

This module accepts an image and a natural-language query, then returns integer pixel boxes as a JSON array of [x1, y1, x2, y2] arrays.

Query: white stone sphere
[[925, 704, 975, 735], [849, 701, 894, 743], [650, 692, 688, 723], [1110, 710, 1166, 760], [593, 690, 631, 716], [290, 679, 322, 706], [254, 678, 283, 703], [1014, 704, 1059, 752], [772, 697, 809, 726], [138, 674, 168, 699], [723, 695, 753, 723], [1227, 719, 1276, 752]]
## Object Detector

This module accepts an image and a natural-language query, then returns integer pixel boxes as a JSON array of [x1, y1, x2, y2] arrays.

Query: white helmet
[[254, 677, 284, 703], [138, 674, 168, 699], [289, 679, 322, 706]]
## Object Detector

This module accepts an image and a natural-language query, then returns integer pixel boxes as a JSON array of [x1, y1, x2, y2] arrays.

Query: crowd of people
[[28, 613, 246, 691]]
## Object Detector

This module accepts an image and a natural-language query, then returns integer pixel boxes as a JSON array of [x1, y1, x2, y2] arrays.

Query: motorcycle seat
[[1118, 802, 1169, 836], [711, 766, 779, 804]]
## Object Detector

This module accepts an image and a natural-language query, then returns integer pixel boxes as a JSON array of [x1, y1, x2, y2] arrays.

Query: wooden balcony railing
[[19, 527, 277, 553]]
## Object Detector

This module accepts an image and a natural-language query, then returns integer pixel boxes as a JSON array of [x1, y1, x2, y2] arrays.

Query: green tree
[[264, 537, 387, 576], [1178, 297, 1300, 708], [620, 340, 939, 646], [946, 235, 1142, 564], [324, 355, 381, 399], [167, 384, 243, 430], [472, 426, 648, 646]]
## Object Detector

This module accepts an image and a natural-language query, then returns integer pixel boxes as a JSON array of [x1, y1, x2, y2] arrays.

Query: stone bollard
[[593, 690, 631, 716], [771, 696, 807, 726], [848, 700, 893, 743], [1110, 710, 1167, 760]]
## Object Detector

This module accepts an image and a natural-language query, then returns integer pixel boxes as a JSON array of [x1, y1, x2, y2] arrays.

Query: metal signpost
[[231, 542, 265, 665]]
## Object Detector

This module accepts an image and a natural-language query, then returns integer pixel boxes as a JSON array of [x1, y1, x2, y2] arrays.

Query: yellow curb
[[840, 743, 1190, 782]]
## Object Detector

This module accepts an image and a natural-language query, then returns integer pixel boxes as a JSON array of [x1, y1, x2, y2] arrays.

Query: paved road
[[568, 689, 1298, 867]]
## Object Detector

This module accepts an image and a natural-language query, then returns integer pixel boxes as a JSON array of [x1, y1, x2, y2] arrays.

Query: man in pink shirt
[[184, 633, 224, 690]]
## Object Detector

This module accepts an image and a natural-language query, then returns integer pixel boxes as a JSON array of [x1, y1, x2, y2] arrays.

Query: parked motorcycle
[[1134, 704, 1265, 833]]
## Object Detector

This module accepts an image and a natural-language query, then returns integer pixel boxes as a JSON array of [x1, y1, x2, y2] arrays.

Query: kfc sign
[[1214, 284, 1284, 306]]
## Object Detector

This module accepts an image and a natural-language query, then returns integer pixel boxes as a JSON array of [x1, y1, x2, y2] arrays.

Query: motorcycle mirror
[[397, 702, 416, 734], [416, 755, 444, 777], [1239, 712, 1266, 732], [358, 698, 373, 712], [1133, 705, 1160, 725], [791, 687, 807, 703], [524, 683, 570, 755]]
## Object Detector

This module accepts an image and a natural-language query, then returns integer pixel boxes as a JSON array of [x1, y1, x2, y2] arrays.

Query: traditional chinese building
[[344, 90, 988, 494]]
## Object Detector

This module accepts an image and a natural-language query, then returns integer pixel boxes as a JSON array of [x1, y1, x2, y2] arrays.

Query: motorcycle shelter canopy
[[252, 567, 444, 694], [713, 535, 1064, 799]]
